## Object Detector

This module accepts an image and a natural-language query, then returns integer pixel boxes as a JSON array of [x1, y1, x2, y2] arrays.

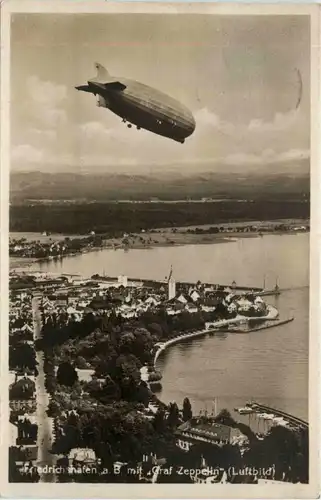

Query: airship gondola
[[75, 63, 196, 144]]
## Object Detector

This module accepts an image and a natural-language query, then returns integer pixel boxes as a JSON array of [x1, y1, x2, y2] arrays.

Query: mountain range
[[10, 159, 310, 203]]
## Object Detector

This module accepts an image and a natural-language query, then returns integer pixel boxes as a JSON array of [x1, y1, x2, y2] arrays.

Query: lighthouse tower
[[168, 266, 176, 300]]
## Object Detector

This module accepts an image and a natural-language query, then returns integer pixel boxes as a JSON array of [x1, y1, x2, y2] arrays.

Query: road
[[32, 295, 56, 482]]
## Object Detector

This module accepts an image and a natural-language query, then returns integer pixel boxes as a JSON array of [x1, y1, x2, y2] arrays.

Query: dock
[[227, 317, 294, 333], [87, 274, 281, 296], [246, 402, 308, 430]]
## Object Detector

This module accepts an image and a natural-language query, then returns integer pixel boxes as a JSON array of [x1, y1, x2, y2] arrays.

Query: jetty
[[88, 274, 269, 294], [13, 270, 283, 298], [245, 402, 308, 430], [153, 306, 285, 365], [226, 317, 294, 334]]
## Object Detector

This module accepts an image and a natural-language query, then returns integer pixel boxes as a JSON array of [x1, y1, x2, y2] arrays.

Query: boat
[[234, 406, 254, 415], [257, 412, 275, 420]]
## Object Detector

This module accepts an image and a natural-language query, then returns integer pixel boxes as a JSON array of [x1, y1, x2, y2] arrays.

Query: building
[[176, 417, 247, 451], [68, 448, 97, 468], [118, 275, 128, 287]]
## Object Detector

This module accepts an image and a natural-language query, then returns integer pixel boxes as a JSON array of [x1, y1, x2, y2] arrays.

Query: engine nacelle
[[96, 95, 108, 108]]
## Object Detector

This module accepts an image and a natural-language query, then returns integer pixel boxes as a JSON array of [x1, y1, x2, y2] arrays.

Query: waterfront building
[[176, 418, 248, 451], [227, 303, 237, 314], [118, 275, 128, 287], [190, 290, 201, 302], [236, 297, 253, 312], [185, 302, 199, 313]]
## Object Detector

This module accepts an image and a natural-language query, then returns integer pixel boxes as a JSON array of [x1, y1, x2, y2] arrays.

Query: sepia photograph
[[1, 1, 319, 498]]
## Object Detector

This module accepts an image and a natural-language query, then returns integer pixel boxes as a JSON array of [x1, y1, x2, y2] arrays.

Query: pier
[[227, 317, 294, 333], [153, 306, 282, 365], [12, 270, 283, 298], [90, 274, 281, 296], [246, 402, 308, 430]]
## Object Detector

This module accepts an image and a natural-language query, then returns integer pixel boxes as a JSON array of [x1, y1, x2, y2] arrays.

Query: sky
[[10, 13, 310, 174]]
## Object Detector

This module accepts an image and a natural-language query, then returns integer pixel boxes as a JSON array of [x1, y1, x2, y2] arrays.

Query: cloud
[[247, 109, 299, 132], [277, 149, 310, 162], [79, 119, 163, 145], [12, 144, 44, 165], [194, 108, 235, 135], [26, 76, 67, 127], [223, 148, 309, 166], [11, 144, 77, 168], [78, 154, 139, 169], [28, 128, 56, 141], [194, 107, 301, 136], [79, 121, 113, 138], [27, 76, 67, 106]]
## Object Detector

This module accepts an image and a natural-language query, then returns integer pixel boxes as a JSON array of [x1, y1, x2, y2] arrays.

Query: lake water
[[27, 233, 309, 421]]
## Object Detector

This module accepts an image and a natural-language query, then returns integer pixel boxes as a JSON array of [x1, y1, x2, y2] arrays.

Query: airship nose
[[186, 111, 196, 137], [190, 113, 196, 133]]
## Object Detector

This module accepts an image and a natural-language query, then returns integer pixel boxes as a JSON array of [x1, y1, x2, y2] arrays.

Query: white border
[[1, 2, 319, 498]]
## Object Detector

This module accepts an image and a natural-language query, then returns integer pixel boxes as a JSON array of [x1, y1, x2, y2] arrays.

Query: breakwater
[[153, 312, 278, 365], [247, 402, 308, 429], [93, 274, 263, 293], [228, 317, 294, 334], [153, 304, 282, 368]]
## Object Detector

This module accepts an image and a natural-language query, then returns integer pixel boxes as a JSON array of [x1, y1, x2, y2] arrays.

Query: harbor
[[221, 317, 294, 334], [234, 402, 308, 431], [11, 232, 309, 421], [8, 229, 309, 486]]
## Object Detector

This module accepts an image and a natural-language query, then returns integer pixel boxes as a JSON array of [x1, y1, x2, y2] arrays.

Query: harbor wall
[[153, 306, 281, 366]]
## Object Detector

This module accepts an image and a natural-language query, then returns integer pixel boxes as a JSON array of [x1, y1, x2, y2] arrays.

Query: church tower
[[168, 266, 176, 300]]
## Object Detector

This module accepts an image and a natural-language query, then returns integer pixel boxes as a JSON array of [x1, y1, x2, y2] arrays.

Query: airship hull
[[103, 79, 196, 143], [77, 67, 195, 143]]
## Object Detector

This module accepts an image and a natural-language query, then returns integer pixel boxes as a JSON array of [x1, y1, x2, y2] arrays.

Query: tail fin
[[92, 63, 110, 83], [87, 63, 126, 91]]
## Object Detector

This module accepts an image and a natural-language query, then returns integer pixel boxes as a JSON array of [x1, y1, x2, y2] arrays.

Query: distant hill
[[10, 162, 310, 203]]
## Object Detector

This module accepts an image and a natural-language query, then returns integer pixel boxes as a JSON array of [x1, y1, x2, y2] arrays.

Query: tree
[[9, 342, 37, 371], [75, 356, 88, 369], [182, 397, 193, 422], [9, 378, 35, 401], [167, 402, 180, 429], [153, 408, 166, 433], [261, 425, 300, 481], [147, 322, 163, 339], [56, 362, 78, 387], [214, 301, 229, 320], [215, 408, 235, 426]]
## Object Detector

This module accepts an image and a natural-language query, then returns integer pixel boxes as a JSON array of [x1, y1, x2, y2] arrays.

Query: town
[[9, 270, 308, 484], [9, 220, 309, 261]]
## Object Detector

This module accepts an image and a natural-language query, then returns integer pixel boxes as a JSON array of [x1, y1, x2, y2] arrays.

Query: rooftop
[[177, 419, 231, 443]]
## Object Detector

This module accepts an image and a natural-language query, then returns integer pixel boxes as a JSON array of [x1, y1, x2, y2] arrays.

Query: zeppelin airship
[[75, 63, 196, 144]]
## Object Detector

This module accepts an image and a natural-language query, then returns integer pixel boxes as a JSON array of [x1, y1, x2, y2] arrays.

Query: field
[[10, 200, 310, 236]]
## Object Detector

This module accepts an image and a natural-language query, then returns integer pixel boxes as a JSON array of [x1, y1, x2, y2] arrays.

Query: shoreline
[[152, 305, 280, 368], [146, 307, 299, 411], [10, 218, 309, 271]]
